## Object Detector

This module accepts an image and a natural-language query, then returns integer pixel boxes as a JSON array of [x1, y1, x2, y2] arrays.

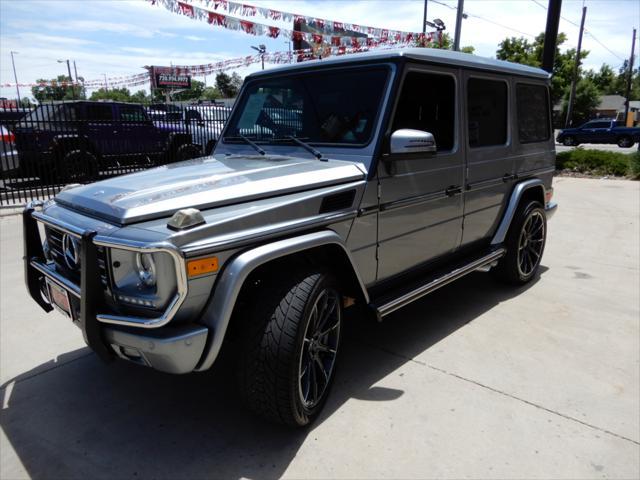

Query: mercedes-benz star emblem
[[62, 234, 81, 270]]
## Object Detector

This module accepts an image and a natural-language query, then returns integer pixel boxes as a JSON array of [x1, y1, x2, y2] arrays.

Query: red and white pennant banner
[[153, 0, 433, 47], [2, 43, 414, 90]]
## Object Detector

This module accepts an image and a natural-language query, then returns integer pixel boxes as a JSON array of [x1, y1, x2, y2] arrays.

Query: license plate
[[46, 279, 74, 320]]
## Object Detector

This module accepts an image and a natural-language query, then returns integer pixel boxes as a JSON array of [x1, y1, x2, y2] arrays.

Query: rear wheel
[[494, 200, 547, 285], [617, 136, 634, 148], [237, 270, 342, 427]]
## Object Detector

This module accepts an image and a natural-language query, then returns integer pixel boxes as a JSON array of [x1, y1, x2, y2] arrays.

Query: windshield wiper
[[286, 135, 327, 162], [223, 134, 265, 155]]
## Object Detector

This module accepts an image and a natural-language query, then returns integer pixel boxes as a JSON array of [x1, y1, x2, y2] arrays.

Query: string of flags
[[2, 42, 414, 90], [153, 0, 434, 48]]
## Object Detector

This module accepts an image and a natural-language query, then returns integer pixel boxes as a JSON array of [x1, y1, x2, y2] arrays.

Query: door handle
[[445, 185, 462, 197], [502, 173, 515, 182]]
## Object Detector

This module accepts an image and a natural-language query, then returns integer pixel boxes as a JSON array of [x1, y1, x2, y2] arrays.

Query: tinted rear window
[[516, 84, 550, 143]]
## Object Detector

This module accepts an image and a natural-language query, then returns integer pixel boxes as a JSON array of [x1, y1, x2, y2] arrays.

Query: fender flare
[[491, 178, 545, 246], [194, 230, 368, 371]]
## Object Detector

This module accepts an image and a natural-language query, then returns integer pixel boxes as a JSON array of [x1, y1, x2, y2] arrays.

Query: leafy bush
[[629, 152, 640, 179], [556, 148, 635, 177]]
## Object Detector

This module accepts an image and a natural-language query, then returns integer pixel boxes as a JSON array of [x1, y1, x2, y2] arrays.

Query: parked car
[[556, 119, 640, 147], [1, 124, 20, 175], [163, 105, 230, 155], [13, 101, 201, 183], [23, 48, 557, 427]]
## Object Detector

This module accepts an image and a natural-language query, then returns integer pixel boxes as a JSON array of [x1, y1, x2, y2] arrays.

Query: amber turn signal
[[187, 256, 219, 277]]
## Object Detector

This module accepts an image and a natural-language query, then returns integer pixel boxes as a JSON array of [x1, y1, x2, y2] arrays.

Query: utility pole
[[453, 0, 464, 51], [542, 0, 562, 73], [10, 51, 21, 105], [623, 28, 637, 126], [564, 5, 587, 128], [422, 0, 428, 33], [73, 61, 79, 82], [58, 59, 76, 99]]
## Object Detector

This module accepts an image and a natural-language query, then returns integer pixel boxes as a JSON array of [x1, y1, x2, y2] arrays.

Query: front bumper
[[23, 203, 208, 374]]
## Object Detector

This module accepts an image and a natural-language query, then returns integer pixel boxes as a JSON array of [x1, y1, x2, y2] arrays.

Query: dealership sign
[[149, 66, 191, 89]]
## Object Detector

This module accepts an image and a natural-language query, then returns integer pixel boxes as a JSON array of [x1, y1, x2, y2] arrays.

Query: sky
[[1, 0, 638, 101]]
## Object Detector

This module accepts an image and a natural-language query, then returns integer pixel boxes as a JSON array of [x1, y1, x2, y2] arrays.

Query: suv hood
[[55, 155, 366, 225]]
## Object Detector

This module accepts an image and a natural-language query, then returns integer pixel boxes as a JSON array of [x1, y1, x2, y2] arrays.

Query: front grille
[[45, 226, 110, 291]]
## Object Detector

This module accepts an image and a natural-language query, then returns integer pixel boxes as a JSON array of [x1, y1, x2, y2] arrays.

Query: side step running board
[[372, 248, 505, 320]]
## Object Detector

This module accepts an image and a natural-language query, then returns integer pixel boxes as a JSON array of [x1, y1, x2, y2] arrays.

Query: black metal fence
[[0, 100, 232, 206]]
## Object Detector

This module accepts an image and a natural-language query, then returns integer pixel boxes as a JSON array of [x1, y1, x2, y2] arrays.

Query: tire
[[562, 136, 576, 146], [493, 200, 547, 285], [237, 270, 342, 427], [58, 149, 98, 183], [174, 143, 202, 162], [617, 136, 634, 148]]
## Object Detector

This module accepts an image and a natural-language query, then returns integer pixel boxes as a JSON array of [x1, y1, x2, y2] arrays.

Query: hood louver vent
[[319, 190, 356, 214]]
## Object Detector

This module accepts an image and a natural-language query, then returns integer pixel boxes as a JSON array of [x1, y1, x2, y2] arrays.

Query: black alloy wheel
[[516, 209, 546, 277], [298, 287, 341, 410]]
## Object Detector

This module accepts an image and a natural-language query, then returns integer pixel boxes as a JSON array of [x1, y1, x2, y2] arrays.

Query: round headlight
[[135, 253, 156, 287]]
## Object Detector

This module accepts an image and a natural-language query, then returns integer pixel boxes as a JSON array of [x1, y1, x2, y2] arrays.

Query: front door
[[377, 67, 465, 281]]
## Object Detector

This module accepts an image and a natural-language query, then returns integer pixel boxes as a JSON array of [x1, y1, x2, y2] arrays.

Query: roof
[[249, 47, 551, 80], [597, 95, 626, 111]]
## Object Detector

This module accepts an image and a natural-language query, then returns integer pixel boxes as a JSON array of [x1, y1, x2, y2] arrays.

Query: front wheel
[[562, 136, 577, 146], [493, 200, 547, 285], [237, 270, 342, 427], [58, 149, 99, 183]]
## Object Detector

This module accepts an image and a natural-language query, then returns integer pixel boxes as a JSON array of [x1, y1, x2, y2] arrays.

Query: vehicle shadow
[[0, 268, 546, 480]]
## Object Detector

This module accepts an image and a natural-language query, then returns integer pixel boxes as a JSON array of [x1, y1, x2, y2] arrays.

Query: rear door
[[84, 103, 116, 155], [461, 73, 514, 247], [377, 66, 464, 281]]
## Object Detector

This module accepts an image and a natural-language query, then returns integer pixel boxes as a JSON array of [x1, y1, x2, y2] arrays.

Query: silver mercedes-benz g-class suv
[[23, 48, 557, 426]]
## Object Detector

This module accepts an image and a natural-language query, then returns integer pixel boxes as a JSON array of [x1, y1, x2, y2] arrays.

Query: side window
[[119, 105, 148, 122], [391, 71, 455, 151], [86, 104, 113, 121], [516, 84, 550, 143], [467, 78, 507, 147]]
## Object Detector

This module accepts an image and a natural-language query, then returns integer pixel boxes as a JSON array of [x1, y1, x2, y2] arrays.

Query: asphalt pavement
[[1, 177, 639, 479]]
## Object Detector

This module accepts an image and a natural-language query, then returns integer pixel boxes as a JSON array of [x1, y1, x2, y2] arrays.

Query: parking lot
[[1, 176, 638, 479]]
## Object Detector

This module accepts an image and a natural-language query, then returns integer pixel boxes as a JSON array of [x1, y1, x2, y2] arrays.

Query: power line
[[430, 0, 537, 38], [530, 0, 626, 60]]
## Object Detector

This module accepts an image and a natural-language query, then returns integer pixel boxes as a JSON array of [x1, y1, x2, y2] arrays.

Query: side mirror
[[390, 129, 437, 155]]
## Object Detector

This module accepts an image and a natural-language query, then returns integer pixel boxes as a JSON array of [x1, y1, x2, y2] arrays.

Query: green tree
[[171, 79, 205, 101], [89, 87, 133, 102], [31, 75, 85, 102], [130, 90, 150, 104], [584, 64, 616, 93], [421, 32, 473, 53], [202, 86, 221, 100], [230, 72, 244, 93], [496, 32, 588, 107], [561, 78, 601, 126], [215, 72, 235, 97]]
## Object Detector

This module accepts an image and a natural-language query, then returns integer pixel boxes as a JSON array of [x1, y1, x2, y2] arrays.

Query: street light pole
[[10, 51, 21, 105], [564, 5, 587, 128]]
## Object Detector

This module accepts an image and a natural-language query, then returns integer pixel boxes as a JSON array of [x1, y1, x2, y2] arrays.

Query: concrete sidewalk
[[1, 177, 638, 479]]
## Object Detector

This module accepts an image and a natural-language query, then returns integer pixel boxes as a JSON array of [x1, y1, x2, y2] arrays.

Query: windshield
[[225, 67, 389, 146]]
